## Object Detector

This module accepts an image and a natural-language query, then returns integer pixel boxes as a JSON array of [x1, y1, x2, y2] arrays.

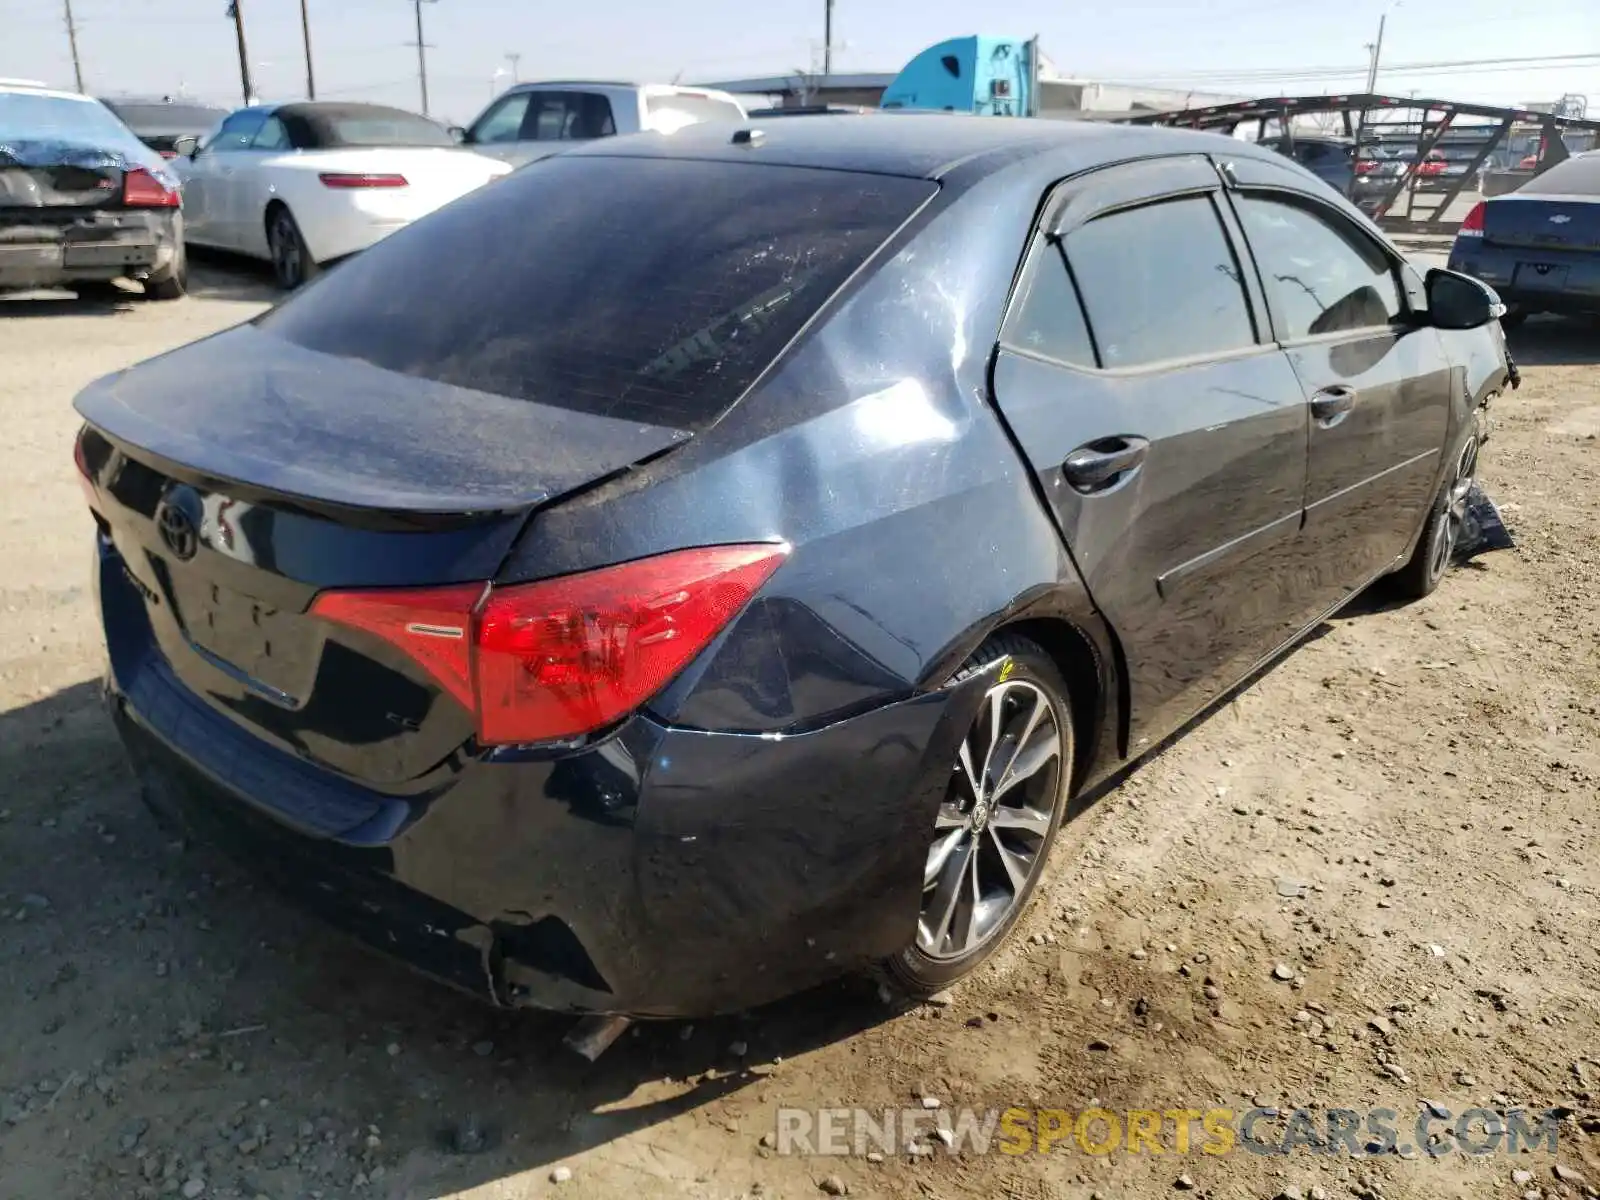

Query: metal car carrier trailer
[[1124, 93, 1600, 233]]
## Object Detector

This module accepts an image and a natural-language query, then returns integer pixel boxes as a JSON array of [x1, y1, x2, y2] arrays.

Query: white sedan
[[172, 101, 511, 289]]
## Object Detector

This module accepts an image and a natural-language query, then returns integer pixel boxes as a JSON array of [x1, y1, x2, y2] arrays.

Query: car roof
[[102, 95, 227, 111], [268, 100, 431, 122], [565, 112, 1267, 182], [500, 80, 738, 95], [0, 82, 95, 102]]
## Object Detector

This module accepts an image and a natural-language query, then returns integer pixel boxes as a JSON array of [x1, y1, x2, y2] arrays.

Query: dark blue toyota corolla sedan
[[75, 114, 1511, 1019]]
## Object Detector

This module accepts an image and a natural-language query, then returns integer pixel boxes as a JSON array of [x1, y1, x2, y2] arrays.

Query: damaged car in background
[[74, 116, 1516, 1052], [1, 80, 186, 299]]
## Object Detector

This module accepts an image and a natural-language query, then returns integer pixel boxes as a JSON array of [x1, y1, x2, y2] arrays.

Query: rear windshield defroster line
[[256, 156, 937, 430]]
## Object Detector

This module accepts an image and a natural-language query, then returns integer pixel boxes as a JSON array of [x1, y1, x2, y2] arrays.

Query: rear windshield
[[258, 156, 935, 429], [102, 102, 226, 133], [1521, 154, 1600, 197], [0, 92, 142, 150], [312, 112, 454, 148]]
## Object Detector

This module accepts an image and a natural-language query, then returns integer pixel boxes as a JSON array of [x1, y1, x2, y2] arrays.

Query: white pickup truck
[[454, 81, 748, 168]]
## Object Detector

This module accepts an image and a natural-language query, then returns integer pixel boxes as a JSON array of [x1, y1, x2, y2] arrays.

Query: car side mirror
[[447, 125, 468, 144], [171, 135, 200, 159], [1425, 267, 1502, 331]]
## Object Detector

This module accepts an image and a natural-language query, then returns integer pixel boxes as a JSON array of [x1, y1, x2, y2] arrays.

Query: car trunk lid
[[77, 323, 690, 784], [1483, 194, 1600, 252], [0, 138, 126, 209], [293, 146, 506, 213]]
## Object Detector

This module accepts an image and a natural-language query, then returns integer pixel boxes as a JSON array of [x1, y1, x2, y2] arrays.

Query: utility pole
[[506, 52, 521, 82], [299, 0, 315, 99], [823, 0, 833, 76], [226, 1, 254, 106], [62, 0, 84, 92], [1364, 12, 1387, 95], [407, 0, 438, 116]]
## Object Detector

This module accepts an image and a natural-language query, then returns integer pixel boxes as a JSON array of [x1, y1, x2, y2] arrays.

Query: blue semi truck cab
[[879, 36, 1040, 118]]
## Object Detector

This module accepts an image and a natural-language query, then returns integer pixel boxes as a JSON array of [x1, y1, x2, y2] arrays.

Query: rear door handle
[[1062, 436, 1150, 493], [1310, 385, 1357, 422]]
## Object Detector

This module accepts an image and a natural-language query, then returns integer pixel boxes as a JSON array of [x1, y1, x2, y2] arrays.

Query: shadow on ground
[[0, 680, 901, 1198], [0, 257, 277, 317], [1506, 315, 1600, 367]]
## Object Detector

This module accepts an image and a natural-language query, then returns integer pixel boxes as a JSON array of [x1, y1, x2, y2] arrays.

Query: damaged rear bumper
[[97, 534, 963, 1018], [0, 208, 180, 289]]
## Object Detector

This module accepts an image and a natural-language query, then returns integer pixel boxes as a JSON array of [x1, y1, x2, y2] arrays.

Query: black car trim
[[995, 335, 1285, 379], [1043, 153, 1219, 238], [1155, 508, 1304, 599], [1303, 447, 1440, 520]]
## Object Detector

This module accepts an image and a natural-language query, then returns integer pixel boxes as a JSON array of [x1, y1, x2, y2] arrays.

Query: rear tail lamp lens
[[318, 173, 409, 188], [1458, 201, 1486, 238], [73, 424, 97, 508], [310, 544, 788, 745], [122, 167, 180, 207]]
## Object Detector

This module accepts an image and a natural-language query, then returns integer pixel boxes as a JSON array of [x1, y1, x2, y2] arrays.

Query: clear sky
[[3, 0, 1596, 126]]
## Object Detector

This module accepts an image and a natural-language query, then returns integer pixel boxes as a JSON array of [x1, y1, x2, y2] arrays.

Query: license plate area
[[0, 244, 64, 270], [1514, 262, 1569, 291], [167, 575, 307, 704], [63, 241, 159, 267]]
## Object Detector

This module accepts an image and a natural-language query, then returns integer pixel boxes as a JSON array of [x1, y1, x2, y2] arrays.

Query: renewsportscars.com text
[[774, 1105, 1562, 1158]]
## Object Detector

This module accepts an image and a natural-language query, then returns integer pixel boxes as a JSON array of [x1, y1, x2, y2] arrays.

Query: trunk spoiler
[[74, 324, 691, 514]]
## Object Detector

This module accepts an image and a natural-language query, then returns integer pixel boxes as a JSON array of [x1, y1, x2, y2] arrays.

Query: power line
[[1109, 61, 1600, 91], [1099, 51, 1600, 85]]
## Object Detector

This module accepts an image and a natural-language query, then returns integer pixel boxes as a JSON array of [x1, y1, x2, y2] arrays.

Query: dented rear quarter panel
[[501, 158, 1124, 778]]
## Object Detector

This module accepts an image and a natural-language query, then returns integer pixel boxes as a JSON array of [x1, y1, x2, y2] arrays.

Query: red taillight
[[310, 544, 788, 746], [310, 582, 485, 715], [158, 149, 179, 159], [318, 173, 409, 189], [122, 167, 180, 208], [73, 426, 98, 508], [1459, 200, 1486, 238]]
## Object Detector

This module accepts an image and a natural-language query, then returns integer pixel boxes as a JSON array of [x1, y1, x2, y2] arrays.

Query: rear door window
[[1063, 196, 1258, 369], [1002, 239, 1097, 367], [524, 92, 616, 141], [1521, 154, 1600, 196], [257, 157, 935, 429]]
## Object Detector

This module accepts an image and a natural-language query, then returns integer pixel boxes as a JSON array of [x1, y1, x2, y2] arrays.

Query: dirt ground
[[2, 265, 1598, 1200]]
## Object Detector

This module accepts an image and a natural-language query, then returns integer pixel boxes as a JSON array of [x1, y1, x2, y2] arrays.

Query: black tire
[[141, 243, 188, 301], [882, 633, 1076, 997], [1392, 435, 1477, 600], [266, 205, 319, 291]]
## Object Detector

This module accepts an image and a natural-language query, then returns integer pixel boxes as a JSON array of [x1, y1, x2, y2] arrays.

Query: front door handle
[[1310, 385, 1357, 422], [1062, 436, 1150, 492]]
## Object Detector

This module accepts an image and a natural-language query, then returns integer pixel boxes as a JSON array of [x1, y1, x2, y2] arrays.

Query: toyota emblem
[[156, 496, 199, 561]]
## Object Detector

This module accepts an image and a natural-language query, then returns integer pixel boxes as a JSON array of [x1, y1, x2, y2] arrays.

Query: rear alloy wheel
[[267, 207, 319, 291], [884, 635, 1074, 996], [1393, 434, 1476, 600]]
